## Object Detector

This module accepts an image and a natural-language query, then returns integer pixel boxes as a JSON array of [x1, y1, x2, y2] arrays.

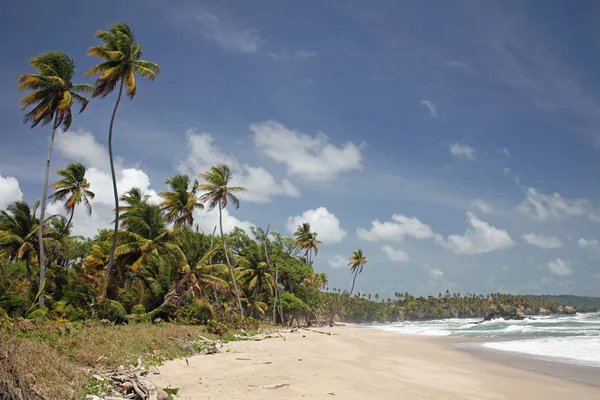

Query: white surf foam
[[481, 337, 600, 366]]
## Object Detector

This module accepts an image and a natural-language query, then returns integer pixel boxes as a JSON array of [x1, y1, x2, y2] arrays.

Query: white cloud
[[286, 207, 347, 244], [447, 61, 467, 68], [503, 167, 511, 175], [438, 212, 515, 255], [178, 130, 299, 203], [471, 198, 494, 214], [328, 254, 347, 269], [357, 215, 434, 242], [578, 237, 599, 249], [497, 146, 511, 156], [0, 174, 23, 210], [192, 207, 254, 236], [547, 258, 572, 276], [577, 238, 600, 256], [193, 10, 261, 53], [517, 187, 600, 222], [381, 245, 410, 262], [522, 233, 563, 249], [268, 49, 317, 62], [54, 128, 111, 169], [449, 143, 477, 161], [421, 100, 438, 118], [251, 120, 362, 181], [424, 264, 444, 280]]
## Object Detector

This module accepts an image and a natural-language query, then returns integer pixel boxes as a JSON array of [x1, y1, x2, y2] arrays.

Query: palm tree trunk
[[209, 225, 220, 307], [63, 208, 75, 237], [262, 224, 279, 324], [37, 118, 59, 308], [105, 79, 125, 292], [250, 275, 260, 317], [329, 269, 359, 327], [219, 202, 244, 320]]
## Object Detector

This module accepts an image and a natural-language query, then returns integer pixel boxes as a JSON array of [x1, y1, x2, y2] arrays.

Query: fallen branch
[[276, 331, 286, 341], [301, 327, 336, 336], [263, 383, 290, 389]]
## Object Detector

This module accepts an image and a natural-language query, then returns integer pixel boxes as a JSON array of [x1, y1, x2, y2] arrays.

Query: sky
[[1, 0, 600, 298]]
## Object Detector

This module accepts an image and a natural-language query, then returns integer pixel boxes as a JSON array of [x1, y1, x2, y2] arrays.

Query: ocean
[[370, 312, 600, 367]]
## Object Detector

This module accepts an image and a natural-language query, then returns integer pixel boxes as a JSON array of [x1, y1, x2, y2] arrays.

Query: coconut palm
[[329, 249, 367, 326], [18, 52, 93, 307], [159, 175, 204, 226], [0, 201, 41, 280], [199, 164, 247, 320], [49, 163, 95, 234], [85, 22, 160, 285], [293, 223, 321, 264]]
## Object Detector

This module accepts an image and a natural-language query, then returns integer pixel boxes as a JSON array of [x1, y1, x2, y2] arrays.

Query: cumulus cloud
[[438, 212, 515, 255], [251, 121, 362, 181], [470, 198, 494, 214], [517, 187, 600, 222], [381, 245, 410, 262], [0, 174, 23, 210], [449, 143, 477, 160], [522, 233, 563, 249], [192, 207, 254, 235], [421, 100, 438, 118], [424, 264, 444, 280], [286, 207, 347, 244], [54, 128, 111, 170], [49, 130, 162, 237], [178, 130, 299, 203], [328, 254, 347, 269], [577, 238, 600, 256], [193, 10, 261, 53], [357, 215, 434, 242], [547, 258, 572, 276]]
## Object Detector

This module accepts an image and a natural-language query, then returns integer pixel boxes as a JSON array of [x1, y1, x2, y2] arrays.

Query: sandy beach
[[151, 325, 600, 400]]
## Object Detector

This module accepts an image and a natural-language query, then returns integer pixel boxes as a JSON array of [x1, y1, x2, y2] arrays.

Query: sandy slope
[[152, 326, 600, 400]]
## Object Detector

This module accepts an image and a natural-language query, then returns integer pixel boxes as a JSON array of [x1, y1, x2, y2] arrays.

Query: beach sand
[[152, 325, 600, 399]]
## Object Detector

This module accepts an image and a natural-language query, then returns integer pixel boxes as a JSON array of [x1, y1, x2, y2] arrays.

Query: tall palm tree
[[329, 249, 367, 326], [18, 52, 93, 307], [199, 164, 247, 320], [49, 163, 95, 234], [159, 175, 204, 226], [85, 22, 160, 286]]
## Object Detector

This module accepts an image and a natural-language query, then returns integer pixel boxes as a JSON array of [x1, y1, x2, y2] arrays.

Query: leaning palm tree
[[85, 22, 160, 286], [199, 164, 247, 320], [49, 163, 95, 234], [329, 249, 367, 326], [159, 175, 204, 226], [18, 52, 93, 307]]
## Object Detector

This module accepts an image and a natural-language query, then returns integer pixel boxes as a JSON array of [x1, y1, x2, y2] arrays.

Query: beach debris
[[83, 360, 170, 400], [262, 383, 290, 389], [235, 357, 251, 360]]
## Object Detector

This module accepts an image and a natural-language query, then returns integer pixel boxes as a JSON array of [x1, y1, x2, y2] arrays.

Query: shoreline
[[152, 325, 600, 399]]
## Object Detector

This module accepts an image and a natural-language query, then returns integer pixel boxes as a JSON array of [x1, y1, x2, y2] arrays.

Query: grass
[[0, 320, 220, 399]]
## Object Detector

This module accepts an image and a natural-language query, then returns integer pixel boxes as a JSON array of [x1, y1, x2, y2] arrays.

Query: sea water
[[369, 312, 600, 366]]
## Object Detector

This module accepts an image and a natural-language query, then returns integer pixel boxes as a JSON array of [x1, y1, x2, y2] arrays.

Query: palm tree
[[0, 201, 41, 280], [18, 52, 93, 307], [199, 164, 247, 320], [49, 163, 95, 234], [85, 22, 160, 287], [236, 253, 275, 317], [329, 249, 367, 326], [293, 223, 321, 264], [159, 175, 204, 226]]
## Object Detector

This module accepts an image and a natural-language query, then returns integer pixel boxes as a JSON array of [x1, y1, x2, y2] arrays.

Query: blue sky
[[1, 0, 600, 297]]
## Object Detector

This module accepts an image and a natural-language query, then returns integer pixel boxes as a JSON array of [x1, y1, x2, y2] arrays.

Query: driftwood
[[85, 361, 167, 400], [301, 327, 336, 336], [263, 383, 290, 389]]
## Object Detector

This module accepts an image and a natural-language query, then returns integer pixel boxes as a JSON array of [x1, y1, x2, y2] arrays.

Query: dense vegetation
[[527, 295, 600, 312]]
